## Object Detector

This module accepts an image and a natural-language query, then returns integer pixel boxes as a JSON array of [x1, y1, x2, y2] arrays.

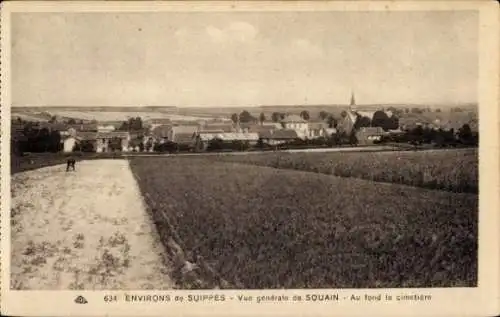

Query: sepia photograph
[[1, 1, 499, 316]]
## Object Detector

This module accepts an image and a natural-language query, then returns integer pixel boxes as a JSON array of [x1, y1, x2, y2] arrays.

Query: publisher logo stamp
[[74, 296, 88, 304]]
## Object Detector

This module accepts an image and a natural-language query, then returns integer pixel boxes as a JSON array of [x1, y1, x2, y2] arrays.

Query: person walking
[[66, 157, 76, 172]]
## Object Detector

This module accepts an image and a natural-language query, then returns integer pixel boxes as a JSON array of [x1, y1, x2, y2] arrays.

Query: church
[[337, 92, 390, 145]]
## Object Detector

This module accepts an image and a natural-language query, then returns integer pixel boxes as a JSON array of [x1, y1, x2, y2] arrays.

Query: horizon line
[[12, 102, 478, 109]]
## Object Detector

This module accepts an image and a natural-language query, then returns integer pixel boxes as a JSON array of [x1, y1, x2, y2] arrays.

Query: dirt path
[[10, 159, 174, 290]]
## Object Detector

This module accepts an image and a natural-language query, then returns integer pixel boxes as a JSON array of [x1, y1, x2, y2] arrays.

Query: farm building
[[145, 118, 172, 130], [355, 127, 386, 145], [259, 129, 300, 145], [193, 131, 260, 151]]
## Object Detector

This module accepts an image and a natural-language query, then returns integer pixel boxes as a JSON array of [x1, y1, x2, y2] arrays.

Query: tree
[[371, 111, 390, 130], [387, 106, 398, 113], [239, 110, 255, 123], [67, 118, 77, 124], [300, 110, 310, 121], [144, 137, 154, 152], [386, 116, 400, 130], [118, 121, 129, 131], [409, 125, 424, 146], [458, 123, 473, 145], [349, 131, 358, 146], [207, 138, 224, 151], [327, 115, 338, 128], [231, 113, 239, 124], [404, 108, 410, 114], [353, 116, 371, 130], [109, 137, 123, 152], [132, 117, 143, 130], [435, 108, 442, 113], [259, 112, 266, 124], [271, 112, 281, 122], [49, 116, 58, 123], [319, 111, 329, 120], [49, 130, 62, 152]]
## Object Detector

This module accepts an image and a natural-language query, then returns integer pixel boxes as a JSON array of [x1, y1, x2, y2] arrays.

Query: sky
[[11, 11, 478, 107]]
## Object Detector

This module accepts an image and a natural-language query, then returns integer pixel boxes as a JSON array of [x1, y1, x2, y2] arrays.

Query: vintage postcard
[[1, 1, 499, 316]]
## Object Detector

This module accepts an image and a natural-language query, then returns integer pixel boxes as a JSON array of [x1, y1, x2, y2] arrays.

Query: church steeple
[[348, 91, 357, 113], [350, 91, 356, 107]]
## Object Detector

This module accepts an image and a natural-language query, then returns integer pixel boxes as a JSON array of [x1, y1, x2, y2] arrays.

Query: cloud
[[206, 26, 226, 43], [290, 38, 325, 59], [205, 21, 258, 43]]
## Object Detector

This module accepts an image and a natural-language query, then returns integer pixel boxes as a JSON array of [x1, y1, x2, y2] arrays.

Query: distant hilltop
[[12, 102, 478, 112]]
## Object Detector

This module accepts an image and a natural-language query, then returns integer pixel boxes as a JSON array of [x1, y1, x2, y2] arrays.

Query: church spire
[[350, 91, 356, 106]]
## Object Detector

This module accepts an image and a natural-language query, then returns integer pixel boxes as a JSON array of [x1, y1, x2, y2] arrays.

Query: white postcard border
[[1, 1, 499, 316]]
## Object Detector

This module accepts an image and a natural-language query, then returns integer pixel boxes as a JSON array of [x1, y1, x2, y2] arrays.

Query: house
[[202, 122, 236, 133], [150, 124, 173, 142], [355, 127, 386, 145], [169, 125, 200, 142], [172, 132, 196, 151], [62, 136, 80, 153], [71, 131, 131, 152], [280, 115, 309, 139], [239, 122, 282, 133], [259, 129, 300, 145], [95, 131, 131, 152], [193, 131, 260, 150], [307, 121, 331, 138], [65, 123, 99, 132]]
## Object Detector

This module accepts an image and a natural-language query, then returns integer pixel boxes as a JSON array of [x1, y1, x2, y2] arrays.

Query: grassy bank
[[10, 152, 124, 174]]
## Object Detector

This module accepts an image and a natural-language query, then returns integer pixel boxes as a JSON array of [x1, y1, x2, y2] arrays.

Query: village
[[11, 93, 478, 156]]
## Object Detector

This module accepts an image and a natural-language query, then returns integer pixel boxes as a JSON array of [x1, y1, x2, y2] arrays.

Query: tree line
[[12, 125, 62, 155]]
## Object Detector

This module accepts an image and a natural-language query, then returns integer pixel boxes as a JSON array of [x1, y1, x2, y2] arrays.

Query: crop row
[[129, 157, 477, 289], [211, 148, 478, 193]]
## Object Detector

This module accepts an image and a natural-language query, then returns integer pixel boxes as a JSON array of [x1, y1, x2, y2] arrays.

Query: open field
[[129, 156, 478, 289], [12, 108, 229, 122], [210, 148, 478, 194], [10, 160, 174, 290]]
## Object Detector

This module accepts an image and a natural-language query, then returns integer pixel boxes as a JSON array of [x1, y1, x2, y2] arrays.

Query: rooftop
[[280, 114, 307, 123], [260, 129, 299, 139]]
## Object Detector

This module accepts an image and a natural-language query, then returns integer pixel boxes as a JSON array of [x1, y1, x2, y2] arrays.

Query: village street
[[10, 160, 174, 290]]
